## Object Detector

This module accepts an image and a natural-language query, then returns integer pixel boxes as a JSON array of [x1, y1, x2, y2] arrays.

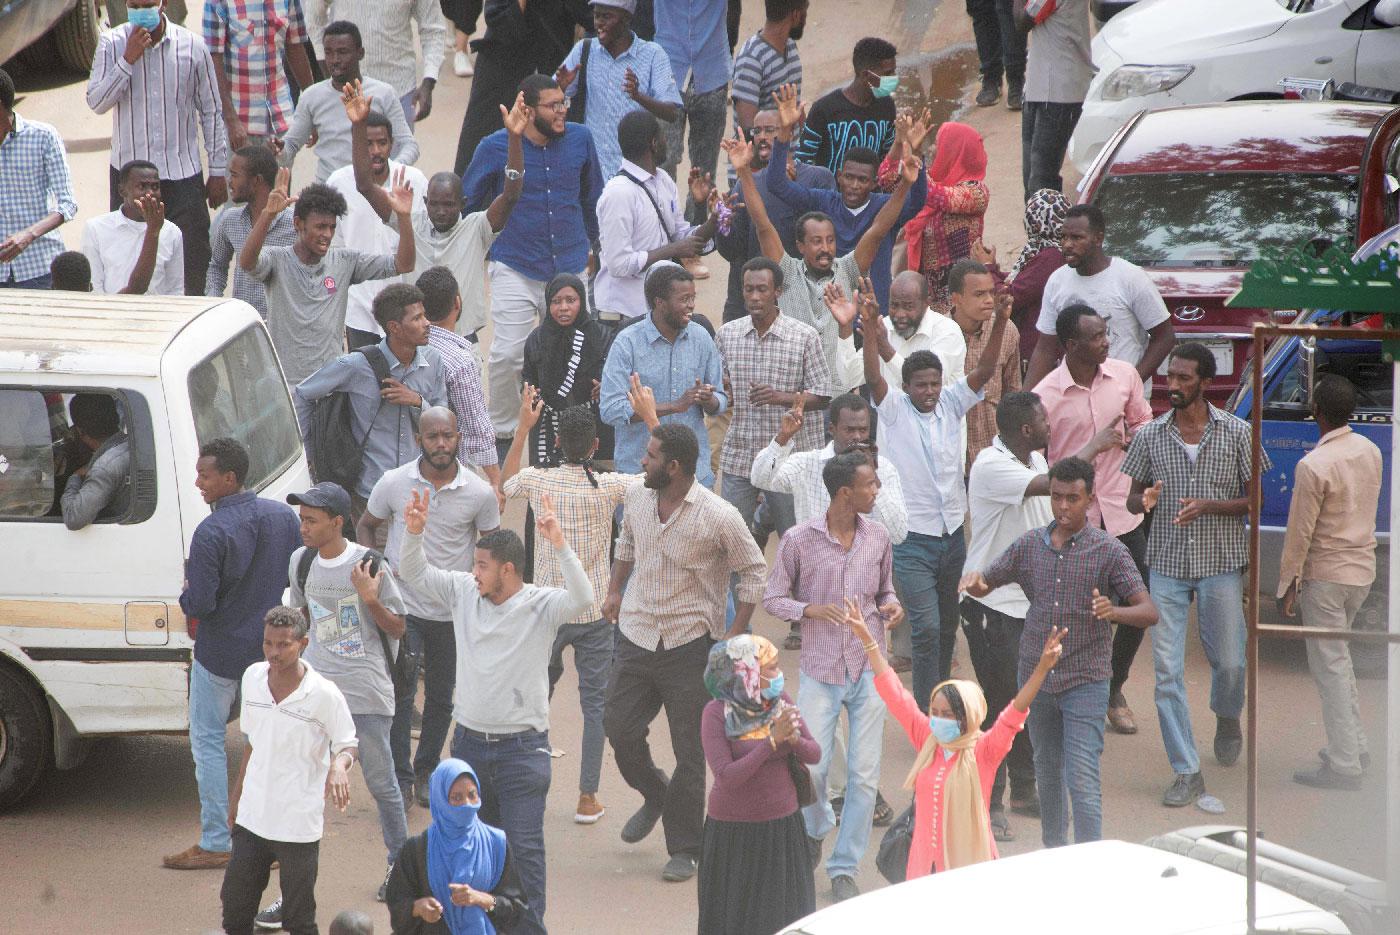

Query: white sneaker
[[454, 51, 473, 77]]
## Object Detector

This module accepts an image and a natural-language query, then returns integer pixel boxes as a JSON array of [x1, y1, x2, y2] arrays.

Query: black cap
[[287, 482, 352, 519]]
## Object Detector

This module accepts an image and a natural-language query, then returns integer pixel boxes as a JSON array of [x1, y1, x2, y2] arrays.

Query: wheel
[[55, 0, 100, 74], [1352, 585, 1389, 681], [0, 662, 52, 811]]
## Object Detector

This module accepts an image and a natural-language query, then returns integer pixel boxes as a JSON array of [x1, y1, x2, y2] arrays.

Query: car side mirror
[[1299, 337, 1317, 411]]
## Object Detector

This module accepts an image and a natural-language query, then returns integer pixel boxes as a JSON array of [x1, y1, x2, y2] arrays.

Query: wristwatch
[[504, 168, 524, 182]]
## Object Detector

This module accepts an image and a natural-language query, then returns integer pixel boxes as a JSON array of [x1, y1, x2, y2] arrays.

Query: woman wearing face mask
[[698, 635, 820, 935], [385, 759, 526, 934], [843, 599, 1064, 878]]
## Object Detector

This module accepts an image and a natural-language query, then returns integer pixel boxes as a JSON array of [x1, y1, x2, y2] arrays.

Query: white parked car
[[1069, 0, 1400, 171]]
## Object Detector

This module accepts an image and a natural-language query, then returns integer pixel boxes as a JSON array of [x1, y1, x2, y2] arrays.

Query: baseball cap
[[287, 482, 352, 519], [589, 0, 637, 11]]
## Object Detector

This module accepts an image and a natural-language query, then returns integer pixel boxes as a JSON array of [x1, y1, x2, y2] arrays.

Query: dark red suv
[[1077, 100, 1400, 405]]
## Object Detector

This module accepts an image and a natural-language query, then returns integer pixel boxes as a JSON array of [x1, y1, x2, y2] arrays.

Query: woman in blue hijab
[[386, 759, 526, 934]]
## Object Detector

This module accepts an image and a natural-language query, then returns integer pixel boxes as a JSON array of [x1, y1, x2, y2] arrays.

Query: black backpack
[[305, 345, 393, 494]]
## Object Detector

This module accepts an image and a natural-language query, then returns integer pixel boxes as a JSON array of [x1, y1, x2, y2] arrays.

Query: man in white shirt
[[221, 605, 358, 935], [1024, 203, 1174, 394], [595, 110, 718, 320], [82, 160, 185, 295], [327, 109, 428, 349], [837, 268, 965, 391]]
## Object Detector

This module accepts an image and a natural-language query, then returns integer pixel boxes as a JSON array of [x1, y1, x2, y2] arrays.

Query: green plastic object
[[1227, 241, 1400, 315]]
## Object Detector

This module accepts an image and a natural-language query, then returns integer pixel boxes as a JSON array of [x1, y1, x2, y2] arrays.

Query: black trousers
[[454, 50, 536, 175], [960, 600, 1036, 807], [967, 0, 1026, 85], [1110, 521, 1151, 698], [604, 633, 713, 859], [109, 167, 211, 296], [440, 0, 484, 34], [221, 824, 320, 935]]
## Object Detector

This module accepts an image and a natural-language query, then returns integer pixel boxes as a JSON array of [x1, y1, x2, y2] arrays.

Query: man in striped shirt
[[730, 0, 806, 155], [206, 144, 296, 316], [87, 0, 229, 296]]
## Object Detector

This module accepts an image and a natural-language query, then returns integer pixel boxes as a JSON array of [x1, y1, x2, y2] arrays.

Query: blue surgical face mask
[[870, 74, 899, 99], [128, 7, 162, 31], [929, 715, 961, 744], [760, 671, 784, 700]]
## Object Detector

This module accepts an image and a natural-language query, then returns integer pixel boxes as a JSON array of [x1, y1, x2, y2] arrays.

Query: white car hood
[[1098, 0, 1292, 61]]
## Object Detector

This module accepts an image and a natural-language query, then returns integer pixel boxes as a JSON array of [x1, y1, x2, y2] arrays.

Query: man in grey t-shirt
[[1018, 0, 1092, 197], [239, 172, 416, 385], [284, 481, 409, 900]]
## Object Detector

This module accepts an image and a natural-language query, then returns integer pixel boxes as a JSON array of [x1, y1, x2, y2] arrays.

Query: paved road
[[0, 1, 1391, 932]]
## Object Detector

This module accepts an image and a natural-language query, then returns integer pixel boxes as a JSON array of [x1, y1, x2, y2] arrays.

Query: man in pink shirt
[[1033, 304, 1152, 734]]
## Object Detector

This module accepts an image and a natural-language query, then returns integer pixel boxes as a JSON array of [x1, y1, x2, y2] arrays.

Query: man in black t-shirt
[[793, 37, 897, 176]]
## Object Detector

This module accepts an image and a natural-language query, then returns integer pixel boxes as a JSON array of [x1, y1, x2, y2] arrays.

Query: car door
[[1349, 0, 1400, 86]]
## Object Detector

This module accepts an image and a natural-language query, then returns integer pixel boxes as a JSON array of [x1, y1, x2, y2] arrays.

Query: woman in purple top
[[698, 634, 820, 935]]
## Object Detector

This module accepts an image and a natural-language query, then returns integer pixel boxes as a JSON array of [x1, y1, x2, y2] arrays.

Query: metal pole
[[1246, 328, 1265, 935], [1389, 358, 1400, 922]]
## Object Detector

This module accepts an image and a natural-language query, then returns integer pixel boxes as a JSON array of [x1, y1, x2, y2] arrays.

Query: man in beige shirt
[[1278, 374, 1382, 790], [601, 422, 767, 883]]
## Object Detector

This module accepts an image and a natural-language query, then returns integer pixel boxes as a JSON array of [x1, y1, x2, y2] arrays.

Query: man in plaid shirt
[[0, 67, 78, 288], [1123, 343, 1263, 808], [204, 0, 316, 151], [963, 456, 1156, 848]]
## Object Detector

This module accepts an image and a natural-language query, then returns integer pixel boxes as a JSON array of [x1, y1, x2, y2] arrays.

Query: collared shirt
[[600, 315, 727, 487], [367, 459, 500, 619], [292, 338, 449, 497], [179, 491, 303, 680], [562, 34, 682, 179], [0, 115, 78, 282], [595, 160, 702, 319], [777, 252, 859, 396], [60, 434, 130, 530], [279, 77, 419, 182], [750, 439, 908, 545], [715, 313, 832, 477], [81, 210, 186, 296], [1277, 426, 1383, 593], [203, 0, 307, 136], [86, 21, 228, 179], [654, 0, 731, 94], [503, 465, 635, 625], [426, 325, 496, 469], [876, 380, 983, 537], [306, 0, 448, 98], [965, 437, 1053, 619], [207, 204, 296, 317], [837, 305, 967, 392], [1121, 404, 1266, 579], [326, 160, 430, 336], [237, 659, 358, 844], [961, 317, 1022, 472], [764, 514, 898, 686], [983, 522, 1145, 692], [615, 480, 767, 649], [396, 210, 496, 336], [1034, 358, 1153, 537], [462, 124, 603, 284]]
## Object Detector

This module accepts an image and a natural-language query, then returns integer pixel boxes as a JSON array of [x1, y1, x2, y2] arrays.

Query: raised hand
[[404, 488, 429, 535], [385, 166, 414, 216], [555, 60, 580, 92], [1036, 626, 1066, 672], [535, 492, 565, 548], [137, 193, 165, 227], [856, 276, 882, 323], [627, 372, 660, 428], [905, 107, 933, 153], [776, 390, 806, 444], [841, 596, 874, 644], [823, 282, 858, 329], [900, 152, 921, 186], [721, 134, 754, 170], [266, 167, 296, 216], [772, 83, 803, 131], [970, 240, 996, 267], [1142, 480, 1164, 513], [1091, 588, 1117, 622], [688, 167, 715, 207], [500, 91, 530, 136], [518, 382, 544, 431], [340, 79, 371, 124], [994, 285, 1013, 322]]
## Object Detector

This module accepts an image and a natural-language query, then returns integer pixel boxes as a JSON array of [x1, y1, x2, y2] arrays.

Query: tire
[[0, 662, 51, 811], [55, 0, 100, 74], [1352, 585, 1388, 681]]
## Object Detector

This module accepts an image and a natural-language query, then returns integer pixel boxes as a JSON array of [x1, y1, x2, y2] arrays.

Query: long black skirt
[[697, 811, 816, 935]]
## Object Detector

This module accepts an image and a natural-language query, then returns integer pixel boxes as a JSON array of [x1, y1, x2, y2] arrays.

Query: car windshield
[[1096, 172, 1357, 268]]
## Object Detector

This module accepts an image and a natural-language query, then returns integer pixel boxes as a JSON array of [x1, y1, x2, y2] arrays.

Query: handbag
[[876, 801, 916, 884], [787, 752, 816, 808]]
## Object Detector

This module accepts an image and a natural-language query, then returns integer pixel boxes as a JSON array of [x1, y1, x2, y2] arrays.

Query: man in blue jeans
[[963, 457, 1156, 846], [398, 488, 593, 935], [1123, 343, 1261, 807], [165, 438, 301, 871]]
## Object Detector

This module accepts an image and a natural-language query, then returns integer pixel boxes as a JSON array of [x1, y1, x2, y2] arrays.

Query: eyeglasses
[[539, 101, 570, 113]]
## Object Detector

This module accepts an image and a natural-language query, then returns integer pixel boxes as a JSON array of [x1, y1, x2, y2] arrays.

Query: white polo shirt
[[964, 437, 1054, 618], [236, 659, 358, 844]]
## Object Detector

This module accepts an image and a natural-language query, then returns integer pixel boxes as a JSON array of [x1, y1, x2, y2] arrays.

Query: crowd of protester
[[0, 0, 1385, 933]]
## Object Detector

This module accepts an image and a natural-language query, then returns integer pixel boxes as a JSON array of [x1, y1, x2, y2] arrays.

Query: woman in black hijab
[[520, 273, 612, 468]]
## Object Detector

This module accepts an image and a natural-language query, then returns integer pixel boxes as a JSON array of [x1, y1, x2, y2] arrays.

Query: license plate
[[1157, 339, 1235, 376]]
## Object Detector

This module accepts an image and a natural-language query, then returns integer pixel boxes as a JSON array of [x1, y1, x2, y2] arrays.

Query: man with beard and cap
[[462, 73, 604, 447], [206, 144, 296, 318], [594, 110, 720, 321], [1122, 343, 1261, 809], [602, 423, 767, 884], [343, 81, 527, 348], [358, 407, 501, 808]]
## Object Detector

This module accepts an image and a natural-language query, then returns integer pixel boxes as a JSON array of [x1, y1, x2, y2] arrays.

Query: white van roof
[[0, 290, 252, 376]]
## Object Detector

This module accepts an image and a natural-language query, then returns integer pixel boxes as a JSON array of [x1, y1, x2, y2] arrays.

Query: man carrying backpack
[[293, 283, 449, 526]]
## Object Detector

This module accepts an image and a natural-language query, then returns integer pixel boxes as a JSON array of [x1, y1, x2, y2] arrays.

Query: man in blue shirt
[[293, 283, 449, 518], [0, 67, 79, 288], [654, 0, 730, 214], [600, 263, 726, 486], [462, 73, 604, 444], [165, 437, 302, 871], [767, 84, 924, 309]]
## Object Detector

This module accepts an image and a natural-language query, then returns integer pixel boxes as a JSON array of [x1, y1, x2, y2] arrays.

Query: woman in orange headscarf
[[843, 600, 1063, 878], [901, 121, 990, 312]]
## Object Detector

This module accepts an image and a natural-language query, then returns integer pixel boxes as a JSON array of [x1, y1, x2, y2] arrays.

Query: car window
[[0, 389, 61, 518], [1095, 173, 1357, 268], [1317, 340, 1392, 414], [189, 325, 301, 491]]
